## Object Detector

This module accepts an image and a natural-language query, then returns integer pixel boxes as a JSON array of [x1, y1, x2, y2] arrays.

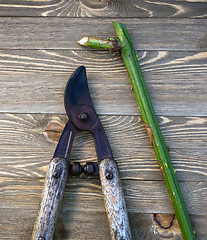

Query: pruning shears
[[32, 66, 131, 240]]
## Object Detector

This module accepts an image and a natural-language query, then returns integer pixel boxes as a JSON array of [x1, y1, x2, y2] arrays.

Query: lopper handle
[[99, 159, 132, 240], [32, 157, 69, 240]]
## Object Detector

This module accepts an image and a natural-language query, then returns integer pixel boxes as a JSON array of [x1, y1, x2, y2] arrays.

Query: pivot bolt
[[79, 112, 89, 122]]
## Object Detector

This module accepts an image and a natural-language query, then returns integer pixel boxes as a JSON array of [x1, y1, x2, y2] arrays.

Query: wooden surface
[[0, 0, 207, 239]]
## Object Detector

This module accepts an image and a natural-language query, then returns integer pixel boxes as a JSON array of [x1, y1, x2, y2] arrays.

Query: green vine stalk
[[78, 22, 196, 240]]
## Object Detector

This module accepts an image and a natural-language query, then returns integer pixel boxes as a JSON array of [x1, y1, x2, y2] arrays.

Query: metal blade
[[64, 66, 94, 118], [63, 66, 113, 161], [53, 121, 77, 161]]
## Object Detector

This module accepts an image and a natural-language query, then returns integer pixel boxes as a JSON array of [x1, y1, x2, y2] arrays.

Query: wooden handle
[[32, 157, 68, 240], [99, 159, 131, 240]]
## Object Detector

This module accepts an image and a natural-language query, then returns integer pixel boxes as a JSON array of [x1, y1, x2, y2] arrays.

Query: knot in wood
[[45, 117, 64, 142], [80, 0, 109, 9], [154, 213, 175, 230]]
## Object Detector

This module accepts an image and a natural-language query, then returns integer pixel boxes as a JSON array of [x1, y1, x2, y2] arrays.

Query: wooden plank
[[0, 113, 206, 181], [0, 50, 206, 116], [0, 18, 207, 50], [1, 208, 205, 240], [0, 0, 207, 18], [1, 177, 207, 215]]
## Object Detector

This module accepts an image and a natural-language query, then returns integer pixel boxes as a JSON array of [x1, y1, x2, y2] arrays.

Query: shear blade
[[64, 66, 94, 117], [55, 66, 113, 161]]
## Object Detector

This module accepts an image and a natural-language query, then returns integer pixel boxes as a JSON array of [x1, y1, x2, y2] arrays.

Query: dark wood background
[[0, 0, 207, 239]]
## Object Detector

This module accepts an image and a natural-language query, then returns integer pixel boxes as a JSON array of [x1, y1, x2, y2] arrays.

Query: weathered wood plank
[[1, 208, 205, 240], [0, 18, 207, 50], [1, 177, 207, 216], [0, 10, 206, 240], [0, 113, 206, 181], [0, 0, 207, 18], [0, 50, 206, 116]]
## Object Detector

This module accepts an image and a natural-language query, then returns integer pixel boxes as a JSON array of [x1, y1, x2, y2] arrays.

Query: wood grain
[[0, 3, 206, 239], [0, 113, 206, 181], [0, 18, 207, 50], [1, 177, 207, 215], [2, 208, 206, 240], [0, 0, 206, 18], [0, 50, 206, 116]]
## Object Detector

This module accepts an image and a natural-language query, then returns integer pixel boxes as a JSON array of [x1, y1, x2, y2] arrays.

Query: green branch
[[78, 22, 196, 240], [77, 36, 121, 51]]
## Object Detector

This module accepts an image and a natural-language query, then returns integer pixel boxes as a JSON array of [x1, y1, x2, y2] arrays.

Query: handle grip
[[32, 157, 68, 240], [99, 159, 131, 240]]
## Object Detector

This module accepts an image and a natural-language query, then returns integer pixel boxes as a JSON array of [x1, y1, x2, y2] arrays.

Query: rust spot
[[144, 123, 155, 144], [45, 117, 64, 142], [157, 159, 166, 177], [160, 166, 165, 177]]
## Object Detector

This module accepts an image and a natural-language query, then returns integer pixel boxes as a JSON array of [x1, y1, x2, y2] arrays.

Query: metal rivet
[[38, 237, 45, 240], [105, 171, 113, 180], [79, 112, 89, 122], [53, 171, 60, 178]]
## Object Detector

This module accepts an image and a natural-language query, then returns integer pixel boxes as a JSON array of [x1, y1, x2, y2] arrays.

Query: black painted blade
[[64, 66, 94, 118]]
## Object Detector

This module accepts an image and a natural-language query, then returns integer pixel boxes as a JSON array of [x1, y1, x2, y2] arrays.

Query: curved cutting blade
[[64, 66, 97, 131], [62, 65, 113, 161], [64, 66, 94, 117]]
